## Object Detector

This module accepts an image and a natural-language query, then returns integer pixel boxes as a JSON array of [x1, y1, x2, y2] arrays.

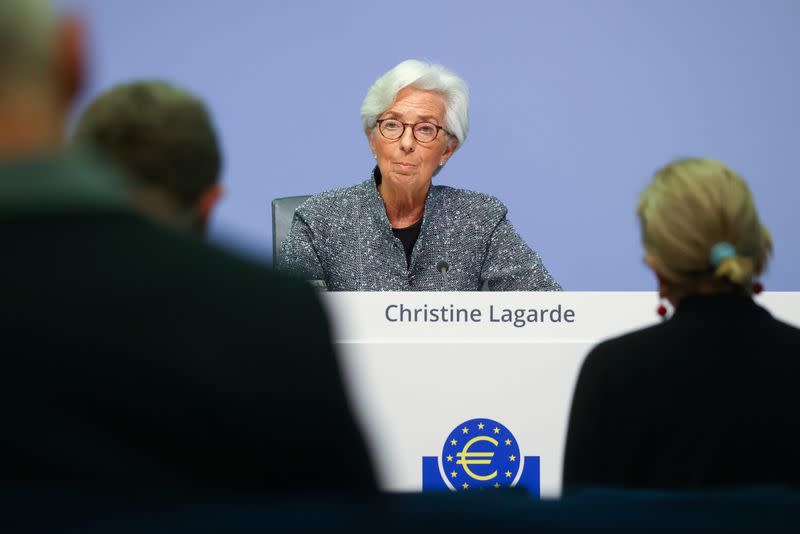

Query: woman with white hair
[[279, 59, 561, 291], [563, 158, 800, 490]]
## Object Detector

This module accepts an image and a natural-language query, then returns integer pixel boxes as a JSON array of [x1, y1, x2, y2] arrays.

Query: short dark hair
[[74, 80, 221, 207]]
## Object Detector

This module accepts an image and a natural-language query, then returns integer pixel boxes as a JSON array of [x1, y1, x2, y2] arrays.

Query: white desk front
[[321, 292, 800, 497]]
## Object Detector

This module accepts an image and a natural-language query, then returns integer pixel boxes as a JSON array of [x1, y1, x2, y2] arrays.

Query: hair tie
[[710, 242, 736, 268]]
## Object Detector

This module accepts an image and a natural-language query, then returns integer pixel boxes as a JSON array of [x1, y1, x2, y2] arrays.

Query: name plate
[[321, 292, 800, 497]]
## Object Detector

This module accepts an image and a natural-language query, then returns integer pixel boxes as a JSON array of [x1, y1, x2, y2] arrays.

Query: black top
[[377, 165, 423, 268], [0, 151, 376, 493], [563, 294, 800, 491], [392, 218, 423, 268]]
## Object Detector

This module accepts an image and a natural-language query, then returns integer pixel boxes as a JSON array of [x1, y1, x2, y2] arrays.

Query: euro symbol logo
[[456, 436, 498, 481]]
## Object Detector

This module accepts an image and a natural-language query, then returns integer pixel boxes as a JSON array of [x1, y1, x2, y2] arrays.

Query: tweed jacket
[[279, 172, 561, 291]]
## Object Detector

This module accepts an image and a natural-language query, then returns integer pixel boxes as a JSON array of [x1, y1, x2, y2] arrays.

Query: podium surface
[[321, 292, 800, 497]]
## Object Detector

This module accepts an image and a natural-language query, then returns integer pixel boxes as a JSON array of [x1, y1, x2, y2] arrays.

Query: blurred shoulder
[[137, 218, 313, 295], [581, 321, 672, 376], [765, 313, 800, 345]]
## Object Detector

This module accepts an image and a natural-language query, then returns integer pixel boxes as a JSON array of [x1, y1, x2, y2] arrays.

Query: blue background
[[54, 0, 799, 289]]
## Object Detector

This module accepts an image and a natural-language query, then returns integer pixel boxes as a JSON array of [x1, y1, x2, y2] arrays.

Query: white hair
[[0, 0, 55, 82], [360, 59, 469, 147]]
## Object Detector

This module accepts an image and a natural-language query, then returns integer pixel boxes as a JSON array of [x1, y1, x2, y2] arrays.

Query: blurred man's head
[[0, 0, 83, 161], [73, 81, 223, 235]]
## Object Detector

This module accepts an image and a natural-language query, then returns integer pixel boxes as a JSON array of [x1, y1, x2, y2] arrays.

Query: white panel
[[324, 292, 800, 497]]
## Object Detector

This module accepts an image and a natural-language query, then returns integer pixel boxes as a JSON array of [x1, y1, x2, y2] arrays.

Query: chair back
[[271, 195, 310, 265]]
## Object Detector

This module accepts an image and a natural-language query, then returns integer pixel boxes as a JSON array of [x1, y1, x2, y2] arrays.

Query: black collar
[[674, 294, 767, 319]]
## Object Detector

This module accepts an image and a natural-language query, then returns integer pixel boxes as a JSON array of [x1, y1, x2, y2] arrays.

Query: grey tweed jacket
[[278, 172, 561, 291]]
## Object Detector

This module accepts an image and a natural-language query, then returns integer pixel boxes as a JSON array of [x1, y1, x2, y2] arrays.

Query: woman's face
[[369, 86, 457, 191]]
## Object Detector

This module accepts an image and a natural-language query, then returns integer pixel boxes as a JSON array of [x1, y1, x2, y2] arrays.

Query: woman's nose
[[398, 126, 416, 152]]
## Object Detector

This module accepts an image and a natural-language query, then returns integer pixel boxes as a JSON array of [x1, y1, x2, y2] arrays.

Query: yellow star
[[494, 482, 501, 489], [509, 455, 516, 462], [446, 455, 453, 462], [462, 482, 469, 490], [493, 427, 500, 434], [450, 439, 457, 446], [477, 422, 485, 430], [462, 427, 469, 434], [451, 471, 458, 478], [505, 439, 512, 446], [505, 471, 512, 478]]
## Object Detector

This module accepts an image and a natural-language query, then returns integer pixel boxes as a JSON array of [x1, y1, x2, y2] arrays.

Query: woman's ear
[[644, 254, 657, 271], [439, 137, 458, 165], [366, 128, 377, 156], [644, 254, 670, 298]]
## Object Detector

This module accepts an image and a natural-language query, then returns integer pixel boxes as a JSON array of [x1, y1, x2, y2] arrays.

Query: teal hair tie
[[710, 242, 736, 268]]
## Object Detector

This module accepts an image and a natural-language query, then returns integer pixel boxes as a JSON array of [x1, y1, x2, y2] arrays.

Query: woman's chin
[[385, 171, 430, 189]]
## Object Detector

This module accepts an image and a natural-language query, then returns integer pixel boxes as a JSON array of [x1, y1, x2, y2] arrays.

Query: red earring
[[657, 304, 668, 317], [753, 281, 764, 294]]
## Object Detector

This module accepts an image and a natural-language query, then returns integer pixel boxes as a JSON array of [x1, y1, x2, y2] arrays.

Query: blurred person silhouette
[[0, 0, 374, 494], [563, 158, 800, 491], [73, 80, 222, 235]]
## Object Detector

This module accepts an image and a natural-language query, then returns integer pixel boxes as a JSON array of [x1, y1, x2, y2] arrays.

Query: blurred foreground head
[[638, 158, 772, 302], [0, 0, 83, 161], [74, 81, 223, 235]]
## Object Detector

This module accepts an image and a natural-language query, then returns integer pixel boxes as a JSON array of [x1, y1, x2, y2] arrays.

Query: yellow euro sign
[[456, 436, 498, 481]]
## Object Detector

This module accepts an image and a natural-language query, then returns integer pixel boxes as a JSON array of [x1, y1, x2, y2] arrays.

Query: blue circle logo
[[440, 418, 522, 491]]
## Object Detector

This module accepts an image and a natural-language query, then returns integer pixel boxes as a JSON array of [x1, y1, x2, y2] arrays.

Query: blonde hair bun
[[638, 158, 772, 291]]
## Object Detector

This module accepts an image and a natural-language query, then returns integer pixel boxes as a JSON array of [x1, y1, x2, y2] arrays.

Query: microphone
[[437, 260, 449, 287]]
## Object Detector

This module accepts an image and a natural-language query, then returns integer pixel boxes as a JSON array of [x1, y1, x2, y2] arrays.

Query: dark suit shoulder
[[583, 320, 672, 367], [765, 314, 800, 340], [120, 214, 310, 290]]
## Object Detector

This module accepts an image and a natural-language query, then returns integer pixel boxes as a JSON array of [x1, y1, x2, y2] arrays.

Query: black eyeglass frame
[[375, 118, 452, 143]]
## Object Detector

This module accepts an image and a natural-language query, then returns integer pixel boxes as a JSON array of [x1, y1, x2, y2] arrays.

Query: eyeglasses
[[375, 118, 451, 143]]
